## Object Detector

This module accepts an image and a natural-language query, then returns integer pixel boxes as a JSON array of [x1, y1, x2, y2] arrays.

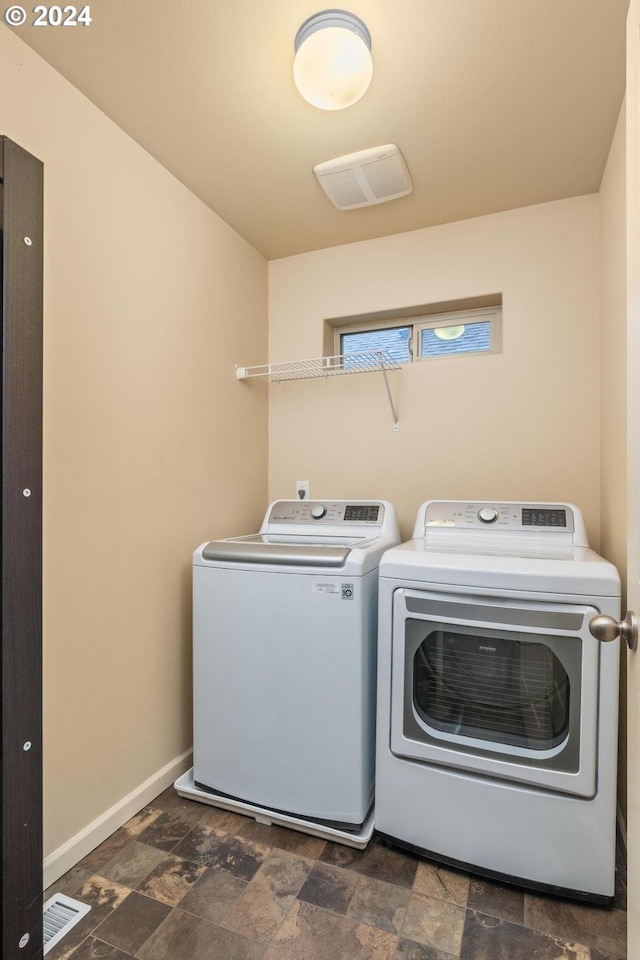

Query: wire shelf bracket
[[236, 350, 400, 431]]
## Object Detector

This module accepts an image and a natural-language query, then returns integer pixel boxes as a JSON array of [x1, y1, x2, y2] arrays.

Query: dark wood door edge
[[1, 136, 44, 960]]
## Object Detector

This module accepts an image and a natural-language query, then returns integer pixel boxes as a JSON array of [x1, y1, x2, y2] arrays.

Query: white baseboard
[[43, 748, 193, 890]]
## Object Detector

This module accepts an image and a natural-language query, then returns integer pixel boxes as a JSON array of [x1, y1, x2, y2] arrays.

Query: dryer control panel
[[423, 501, 576, 533]]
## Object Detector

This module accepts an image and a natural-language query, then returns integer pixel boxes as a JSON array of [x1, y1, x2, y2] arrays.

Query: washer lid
[[201, 534, 371, 567]]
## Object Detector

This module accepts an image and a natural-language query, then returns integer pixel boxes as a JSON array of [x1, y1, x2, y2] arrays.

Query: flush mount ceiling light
[[293, 10, 373, 111], [434, 325, 466, 340]]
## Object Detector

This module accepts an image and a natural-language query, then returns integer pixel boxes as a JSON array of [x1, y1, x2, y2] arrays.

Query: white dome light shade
[[293, 10, 373, 111], [434, 325, 466, 340]]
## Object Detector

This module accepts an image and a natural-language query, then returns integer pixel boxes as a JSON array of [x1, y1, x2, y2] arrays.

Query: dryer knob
[[310, 505, 327, 519], [477, 506, 499, 524]]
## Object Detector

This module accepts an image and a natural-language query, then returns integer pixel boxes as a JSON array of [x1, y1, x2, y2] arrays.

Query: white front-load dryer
[[178, 499, 399, 847], [375, 500, 621, 901]]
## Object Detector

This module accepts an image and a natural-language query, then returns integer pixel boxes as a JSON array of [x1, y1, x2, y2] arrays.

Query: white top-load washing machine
[[176, 499, 399, 848], [376, 500, 621, 901]]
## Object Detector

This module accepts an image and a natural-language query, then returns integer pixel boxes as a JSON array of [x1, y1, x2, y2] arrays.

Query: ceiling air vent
[[313, 144, 412, 210]]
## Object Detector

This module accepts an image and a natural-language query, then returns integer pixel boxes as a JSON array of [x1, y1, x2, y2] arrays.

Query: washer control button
[[310, 505, 327, 519], [477, 506, 499, 524]]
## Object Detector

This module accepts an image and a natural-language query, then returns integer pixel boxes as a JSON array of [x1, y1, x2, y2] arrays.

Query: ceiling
[[10, 0, 629, 259]]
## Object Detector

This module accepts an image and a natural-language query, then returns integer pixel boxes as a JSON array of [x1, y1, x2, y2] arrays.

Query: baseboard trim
[[617, 801, 627, 861], [43, 748, 193, 890]]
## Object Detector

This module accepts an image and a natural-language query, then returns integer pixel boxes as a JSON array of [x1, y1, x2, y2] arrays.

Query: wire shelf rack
[[235, 350, 401, 382], [236, 351, 401, 431]]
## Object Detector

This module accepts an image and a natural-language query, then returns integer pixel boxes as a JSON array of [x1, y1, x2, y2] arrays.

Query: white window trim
[[335, 306, 501, 362]]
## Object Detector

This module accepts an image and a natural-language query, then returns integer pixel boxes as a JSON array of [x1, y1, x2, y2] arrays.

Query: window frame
[[337, 319, 415, 363], [413, 306, 501, 362], [335, 306, 502, 363]]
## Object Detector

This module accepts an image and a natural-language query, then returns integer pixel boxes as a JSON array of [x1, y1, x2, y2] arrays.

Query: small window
[[340, 325, 412, 365], [418, 318, 492, 359], [335, 306, 501, 364]]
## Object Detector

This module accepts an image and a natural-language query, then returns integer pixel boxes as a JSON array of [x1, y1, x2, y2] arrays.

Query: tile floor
[[45, 786, 628, 960]]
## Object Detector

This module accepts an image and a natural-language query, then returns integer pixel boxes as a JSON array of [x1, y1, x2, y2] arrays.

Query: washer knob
[[477, 506, 499, 524], [310, 504, 327, 519]]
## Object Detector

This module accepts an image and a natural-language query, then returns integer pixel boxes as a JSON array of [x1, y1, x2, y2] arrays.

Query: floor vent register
[[43, 893, 91, 954]]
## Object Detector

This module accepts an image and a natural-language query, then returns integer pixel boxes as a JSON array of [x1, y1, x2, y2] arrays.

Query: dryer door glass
[[413, 630, 570, 750], [391, 591, 600, 795]]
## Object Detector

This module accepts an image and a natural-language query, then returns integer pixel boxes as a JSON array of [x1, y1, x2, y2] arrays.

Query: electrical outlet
[[296, 480, 309, 500]]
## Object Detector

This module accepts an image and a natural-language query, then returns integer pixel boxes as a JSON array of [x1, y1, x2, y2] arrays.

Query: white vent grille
[[314, 144, 412, 210], [43, 894, 91, 954], [362, 155, 411, 200], [316, 170, 368, 208]]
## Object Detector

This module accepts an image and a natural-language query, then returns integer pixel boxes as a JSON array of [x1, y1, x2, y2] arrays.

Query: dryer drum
[[413, 631, 570, 750]]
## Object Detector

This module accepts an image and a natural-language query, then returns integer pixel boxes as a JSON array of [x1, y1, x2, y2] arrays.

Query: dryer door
[[390, 589, 600, 797]]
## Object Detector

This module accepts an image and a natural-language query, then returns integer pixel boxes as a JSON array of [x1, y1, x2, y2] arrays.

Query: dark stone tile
[[79, 809, 163, 874], [173, 824, 270, 879], [45, 875, 131, 960], [93, 891, 171, 955], [467, 877, 524, 925], [46, 925, 88, 960], [44, 864, 93, 900], [591, 950, 622, 960], [401, 893, 465, 955], [234, 820, 326, 859], [75, 874, 132, 915], [136, 854, 207, 906], [134, 810, 195, 852], [99, 839, 167, 887], [320, 837, 419, 889], [395, 940, 456, 960], [224, 850, 312, 942], [347, 875, 410, 935], [297, 862, 360, 915], [460, 910, 590, 960], [120, 806, 164, 837], [151, 786, 210, 826], [198, 806, 250, 835], [413, 862, 469, 907], [524, 891, 627, 958], [263, 899, 397, 960], [67, 937, 135, 960], [179, 865, 247, 924], [79, 830, 135, 875], [137, 907, 266, 960]]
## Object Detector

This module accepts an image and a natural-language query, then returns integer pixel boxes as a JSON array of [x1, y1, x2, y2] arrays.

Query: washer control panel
[[269, 501, 384, 525], [424, 501, 575, 533]]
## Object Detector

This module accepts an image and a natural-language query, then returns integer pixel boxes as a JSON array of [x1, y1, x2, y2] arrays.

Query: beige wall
[[0, 27, 268, 858], [0, 18, 621, 870], [268, 197, 600, 543], [598, 102, 628, 826]]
